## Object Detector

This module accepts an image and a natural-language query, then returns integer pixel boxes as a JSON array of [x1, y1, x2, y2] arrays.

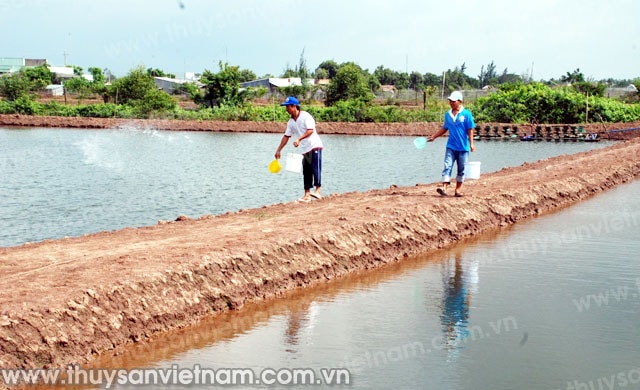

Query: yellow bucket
[[268, 159, 281, 174]]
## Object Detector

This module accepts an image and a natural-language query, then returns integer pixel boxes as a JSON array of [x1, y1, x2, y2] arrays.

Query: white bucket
[[285, 153, 303, 173], [465, 161, 481, 180]]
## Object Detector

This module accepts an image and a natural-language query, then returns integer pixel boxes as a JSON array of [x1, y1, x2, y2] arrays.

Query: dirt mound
[[1, 135, 639, 373], [4, 114, 639, 137]]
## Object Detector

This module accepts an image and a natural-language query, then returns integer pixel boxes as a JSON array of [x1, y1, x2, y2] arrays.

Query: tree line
[[1, 56, 639, 124]]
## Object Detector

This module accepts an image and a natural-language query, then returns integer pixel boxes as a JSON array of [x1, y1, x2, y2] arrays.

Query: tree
[[174, 82, 203, 100], [325, 63, 374, 106], [0, 65, 52, 101], [105, 66, 157, 104], [373, 65, 397, 85], [497, 68, 522, 84], [395, 72, 410, 90], [101, 66, 176, 115], [63, 76, 92, 102], [368, 75, 381, 92], [0, 72, 34, 101], [200, 61, 246, 107], [314, 68, 329, 80], [88, 67, 106, 84], [571, 81, 606, 98], [135, 88, 177, 116], [560, 69, 585, 84], [281, 49, 310, 79], [22, 65, 52, 90], [84, 67, 107, 97], [444, 63, 478, 90], [146, 68, 175, 78], [296, 48, 310, 79], [238, 69, 257, 83], [478, 61, 497, 87], [409, 71, 424, 92], [315, 60, 339, 79], [423, 72, 441, 87]]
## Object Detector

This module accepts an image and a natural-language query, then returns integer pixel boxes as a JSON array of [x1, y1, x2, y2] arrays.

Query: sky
[[1, 0, 639, 82]]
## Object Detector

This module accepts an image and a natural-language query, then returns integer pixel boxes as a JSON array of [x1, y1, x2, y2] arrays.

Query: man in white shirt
[[274, 96, 324, 202]]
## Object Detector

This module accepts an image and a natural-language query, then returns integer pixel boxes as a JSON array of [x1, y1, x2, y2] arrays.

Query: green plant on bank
[[0, 64, 52, 101], [470, 82, 640, 124], [2, 91, 637, 124], [62, 67, 108, 103], [325, 63, 375, 106], [1, 79, 638, 124], [199, 62, 248, 108]]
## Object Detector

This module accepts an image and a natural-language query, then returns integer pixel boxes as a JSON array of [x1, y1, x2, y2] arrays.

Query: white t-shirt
[[284, 110, 323, 154]]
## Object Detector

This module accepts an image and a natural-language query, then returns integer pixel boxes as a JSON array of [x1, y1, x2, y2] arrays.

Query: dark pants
[[302, 149, 322, 190]]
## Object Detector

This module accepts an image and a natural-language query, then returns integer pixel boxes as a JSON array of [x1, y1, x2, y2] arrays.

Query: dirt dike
[[2, 114, 638, 137], [0, 116, 639, 374], [0, 114, 440, 135]]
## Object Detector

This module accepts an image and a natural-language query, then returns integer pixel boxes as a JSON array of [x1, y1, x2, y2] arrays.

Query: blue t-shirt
[[443, 107, 475, 151]]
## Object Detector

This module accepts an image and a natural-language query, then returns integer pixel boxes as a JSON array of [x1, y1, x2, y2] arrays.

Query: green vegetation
[[1, 58, 639, 124], [470, 82, 640, 124], [199, 61, 247, 108], [325, 63, 375, 106], [0, 64, 52, 101]]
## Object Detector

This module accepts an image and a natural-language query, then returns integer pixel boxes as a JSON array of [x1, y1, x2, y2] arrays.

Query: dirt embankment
[[0, 114, 436, 135], [2, 114, 639, 137], [0, 130, 639, 373]]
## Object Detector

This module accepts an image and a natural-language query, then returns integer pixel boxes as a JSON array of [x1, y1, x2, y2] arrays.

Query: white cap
[[447, 91, 463, 101]]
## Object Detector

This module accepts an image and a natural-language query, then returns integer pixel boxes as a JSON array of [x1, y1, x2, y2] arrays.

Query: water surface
[[0, 127, 611, 247], [2, 127, 636, 390], [99, 180, 640, 390]]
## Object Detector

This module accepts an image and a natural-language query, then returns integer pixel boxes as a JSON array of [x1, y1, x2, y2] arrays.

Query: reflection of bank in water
[[284, 301, 319, 353], [438, 251, 479, 362]]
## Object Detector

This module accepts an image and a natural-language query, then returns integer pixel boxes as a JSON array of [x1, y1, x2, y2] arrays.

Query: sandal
[[437, 188, 447, 196], [454, 192, 464, 197], [297, 197, 311, 203], [310, 192, 322, 199]]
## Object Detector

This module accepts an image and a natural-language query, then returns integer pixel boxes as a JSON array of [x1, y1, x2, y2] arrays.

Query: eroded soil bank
[[2, 114, 639, 137], [0, 136, 639, 372]]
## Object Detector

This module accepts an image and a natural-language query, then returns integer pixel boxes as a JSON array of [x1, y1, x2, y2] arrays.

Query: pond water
[[0, 127, 611, 247], [2, 127, 636, 389], [101, 180, 640, 390]]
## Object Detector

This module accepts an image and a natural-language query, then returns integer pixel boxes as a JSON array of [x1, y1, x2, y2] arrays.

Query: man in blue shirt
[[428, 91, 476, 197]]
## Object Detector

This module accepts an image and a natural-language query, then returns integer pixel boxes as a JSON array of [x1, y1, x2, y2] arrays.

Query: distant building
[[24, 59, 47, 67], [0, 57, 27, 74], [0, 58, 50, 74], [184, 72, 199, 81], [240, 77, 304, 94], [44, 84, 64, 96], [154, 76, 203, 94], [379, 85, 397, 98], [48, 66, 75, 80]]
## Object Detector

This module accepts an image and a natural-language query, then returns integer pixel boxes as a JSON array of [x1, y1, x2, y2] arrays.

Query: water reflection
[[283, 302, 318, 353], [437, 249, 479, 362]]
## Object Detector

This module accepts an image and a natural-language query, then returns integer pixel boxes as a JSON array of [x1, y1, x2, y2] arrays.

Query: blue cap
[[280, 96, 300, 106]]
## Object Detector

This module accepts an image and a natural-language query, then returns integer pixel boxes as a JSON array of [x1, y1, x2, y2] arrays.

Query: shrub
[[13, 96, 39, 115]]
